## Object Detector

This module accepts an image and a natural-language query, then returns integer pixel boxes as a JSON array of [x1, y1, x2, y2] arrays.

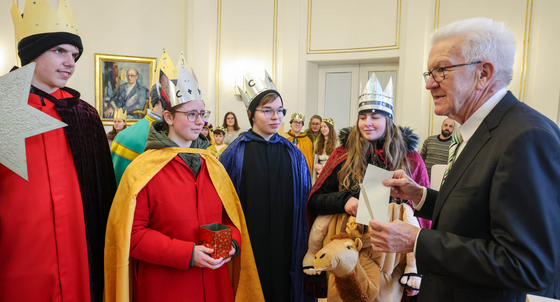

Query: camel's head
[[313, 233, 363, 277]]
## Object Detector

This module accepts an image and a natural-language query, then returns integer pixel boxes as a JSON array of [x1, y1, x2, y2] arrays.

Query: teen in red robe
[[105, 96, 264, 302], [0, 89, 91, 302], [130, 125, 241, 301], [5, 3, 116, 300]]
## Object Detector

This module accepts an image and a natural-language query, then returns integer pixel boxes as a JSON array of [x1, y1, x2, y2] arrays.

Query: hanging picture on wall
[[94, 53, 156, 126]]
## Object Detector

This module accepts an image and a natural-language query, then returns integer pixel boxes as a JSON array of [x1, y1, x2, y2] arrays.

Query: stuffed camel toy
[[304, 203, 422, 302], [313, 233, 368, 302]]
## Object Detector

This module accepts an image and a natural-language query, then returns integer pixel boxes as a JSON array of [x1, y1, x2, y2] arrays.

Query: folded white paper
[[356, 164, 394, 225], [527, 295, 560, 302]]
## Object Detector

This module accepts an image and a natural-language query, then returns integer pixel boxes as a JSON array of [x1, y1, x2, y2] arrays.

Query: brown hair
[[338, 118, 410, 193], [222, 112, 240, 131], [315, 121, 337, 156], [248, 92, 282, 123], [307, 115, 322, 132], [307, 114, 322, 141], [106, 124, 127, 140], [161, 104, 182, 133], [257, 92, 281, 107]]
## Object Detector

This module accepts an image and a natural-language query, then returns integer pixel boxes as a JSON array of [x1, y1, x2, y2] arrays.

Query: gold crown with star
[[11, 0, 80, 43], [114, 108, 127, 120]]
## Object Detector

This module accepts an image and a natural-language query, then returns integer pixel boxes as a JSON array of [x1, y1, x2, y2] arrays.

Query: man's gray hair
[[432, 17, 516, 88]]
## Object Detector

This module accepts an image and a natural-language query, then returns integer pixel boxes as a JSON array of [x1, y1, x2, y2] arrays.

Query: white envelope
[[355, 164, 394, 225]]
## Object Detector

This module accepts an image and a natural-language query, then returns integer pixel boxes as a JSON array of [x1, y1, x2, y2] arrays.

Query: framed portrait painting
[[95, 53, 156, 126]]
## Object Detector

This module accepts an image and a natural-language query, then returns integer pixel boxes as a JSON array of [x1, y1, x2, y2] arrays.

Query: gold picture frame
[[94, 53, 156, 126]]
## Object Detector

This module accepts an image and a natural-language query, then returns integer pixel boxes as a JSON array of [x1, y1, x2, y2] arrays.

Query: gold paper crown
[[114, 108, 127, 120], [11, 0, 79, 43], [214, 126, 226, 133], [291, 112, 304, 121], [322, 117, 335, 127], [155, 49, 186, 81]]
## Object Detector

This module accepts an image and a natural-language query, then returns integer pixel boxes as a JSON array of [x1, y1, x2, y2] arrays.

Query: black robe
[[238, 132, 295, 302]]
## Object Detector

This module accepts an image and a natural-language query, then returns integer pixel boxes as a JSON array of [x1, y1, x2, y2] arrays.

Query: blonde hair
[[338, 118, 410, 192]]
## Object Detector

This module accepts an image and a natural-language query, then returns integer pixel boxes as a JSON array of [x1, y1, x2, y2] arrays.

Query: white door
[[317, 65, 359, 133]]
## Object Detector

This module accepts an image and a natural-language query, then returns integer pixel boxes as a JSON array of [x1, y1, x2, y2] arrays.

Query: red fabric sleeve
[[130, 187, 194, 270]]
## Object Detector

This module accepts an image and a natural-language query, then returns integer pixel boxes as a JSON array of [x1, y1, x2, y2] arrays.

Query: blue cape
[[220, 130, 314, 302]]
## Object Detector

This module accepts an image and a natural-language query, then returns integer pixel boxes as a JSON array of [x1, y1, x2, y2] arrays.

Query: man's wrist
[[412, 187, 428, 210], [414, 186, 426, 204]]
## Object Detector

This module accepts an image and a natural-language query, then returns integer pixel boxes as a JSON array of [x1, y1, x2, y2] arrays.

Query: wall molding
[[306, 0, 402, 54], [214, 0, 278, 122]]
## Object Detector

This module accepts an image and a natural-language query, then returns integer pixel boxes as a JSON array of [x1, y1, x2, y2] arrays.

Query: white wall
[[2, 0, 559, 138], [189, 0, 560, 144], [2, 0, 187, 131]]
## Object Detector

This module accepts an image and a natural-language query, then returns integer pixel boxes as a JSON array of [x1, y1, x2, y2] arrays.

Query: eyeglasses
[[423, 61, 483, 83], [254, 108, 287, 118], [175, 110, 211, 122], [126, 74, 138, 78]]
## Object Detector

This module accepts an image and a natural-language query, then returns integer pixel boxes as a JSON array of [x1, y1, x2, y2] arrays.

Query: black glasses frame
[[423, 61, 483, 83], [254, 108, 287, 118]]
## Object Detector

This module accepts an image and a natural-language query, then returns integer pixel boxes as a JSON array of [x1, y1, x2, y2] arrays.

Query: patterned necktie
[[442, 128, 463, 185]]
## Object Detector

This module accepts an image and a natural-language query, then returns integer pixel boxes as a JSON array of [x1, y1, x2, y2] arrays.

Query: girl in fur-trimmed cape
[[305, 115, 431, 302]]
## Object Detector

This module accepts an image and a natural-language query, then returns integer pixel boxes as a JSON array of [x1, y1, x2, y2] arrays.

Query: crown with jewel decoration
[[157, 61, 202, 108], [214, 126, 226, 133], [322, 117, 335, 127], [358, 73, 394, 119], [236, 70, 278, 109], [114, 108, 127, 120], [11, 0, 79, 43], [291, 112, 305, 121]]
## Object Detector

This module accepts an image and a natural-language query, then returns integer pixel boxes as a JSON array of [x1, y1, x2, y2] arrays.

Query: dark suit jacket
[[416, 92, 560, 302], [109, 82, 148, 118]]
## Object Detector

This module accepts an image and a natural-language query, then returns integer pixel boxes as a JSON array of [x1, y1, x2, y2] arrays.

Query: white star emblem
[[0, 63, 67, 181]]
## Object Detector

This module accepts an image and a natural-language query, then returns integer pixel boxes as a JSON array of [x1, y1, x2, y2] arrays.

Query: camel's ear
[[354, 238, 363, 251]]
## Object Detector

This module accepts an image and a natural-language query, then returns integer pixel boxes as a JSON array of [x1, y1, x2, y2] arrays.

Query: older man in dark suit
[[368, 17, 560, 302], [109, 68, 148, 119]]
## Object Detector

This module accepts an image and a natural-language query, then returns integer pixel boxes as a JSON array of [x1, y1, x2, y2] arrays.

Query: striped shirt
[[420, 135, 453, 179]]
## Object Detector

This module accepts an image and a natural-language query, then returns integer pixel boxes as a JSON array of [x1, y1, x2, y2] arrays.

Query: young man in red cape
[[0, 1, 116, 301]]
